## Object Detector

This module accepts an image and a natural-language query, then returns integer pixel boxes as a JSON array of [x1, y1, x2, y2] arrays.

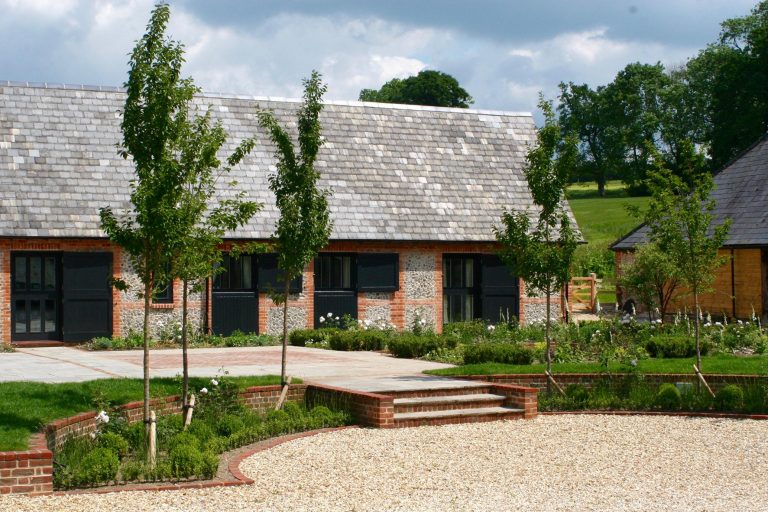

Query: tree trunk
[[597, 178, 606, 198], [545, 290, 552, 394], [181, 279, 189, 417], [142, 271, 151, 449], [281, 279, 290, 387], [694, 287, 702, 372]]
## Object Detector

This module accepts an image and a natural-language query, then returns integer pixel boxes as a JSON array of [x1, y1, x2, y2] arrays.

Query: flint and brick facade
[[0, 81, 571, 344]]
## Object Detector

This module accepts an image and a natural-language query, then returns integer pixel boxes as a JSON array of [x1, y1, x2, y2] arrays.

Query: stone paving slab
[[0, 346, 460, 391]]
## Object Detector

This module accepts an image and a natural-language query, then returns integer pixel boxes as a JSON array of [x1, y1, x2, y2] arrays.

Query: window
[[214, 254, 254, 290], [357, 253, 399, 292], [153, 264, 174, 304], [315, 254, 354, 290], [443, 255, 478, 323], [257, 254, 302, 293]]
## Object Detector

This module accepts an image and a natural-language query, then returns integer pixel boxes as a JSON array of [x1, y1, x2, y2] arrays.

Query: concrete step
[[394, 393, 506, 413], [383, 384, 492, 399], [394, 406, 525, 428]]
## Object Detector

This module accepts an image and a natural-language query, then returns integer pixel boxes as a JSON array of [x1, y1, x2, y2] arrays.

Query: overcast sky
[[0, 0, 758, 115]]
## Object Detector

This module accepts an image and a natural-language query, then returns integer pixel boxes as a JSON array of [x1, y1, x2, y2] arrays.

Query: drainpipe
[[731, 249, 736, 318]]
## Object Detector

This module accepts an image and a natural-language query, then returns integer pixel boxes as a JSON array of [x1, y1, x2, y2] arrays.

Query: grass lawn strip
[[0, 375, 287, 451], [426, 354, 768, 376]]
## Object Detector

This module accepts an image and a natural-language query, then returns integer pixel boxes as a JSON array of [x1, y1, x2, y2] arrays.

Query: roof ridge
[[0, 79, 533, 117]]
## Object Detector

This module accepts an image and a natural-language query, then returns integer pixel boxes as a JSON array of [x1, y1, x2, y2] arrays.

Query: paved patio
[[0, 345, 460, 391]]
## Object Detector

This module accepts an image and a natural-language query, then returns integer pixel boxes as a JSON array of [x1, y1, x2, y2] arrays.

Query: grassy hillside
[[566, 181, 650, 303]]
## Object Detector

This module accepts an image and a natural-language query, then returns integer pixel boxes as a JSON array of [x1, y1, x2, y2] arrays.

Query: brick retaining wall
[[0, 434, 53, 496], [305, 384, 395, 428]]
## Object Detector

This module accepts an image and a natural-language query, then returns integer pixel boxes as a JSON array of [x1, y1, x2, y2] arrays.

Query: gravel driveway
[[3, 415, 766, 511]]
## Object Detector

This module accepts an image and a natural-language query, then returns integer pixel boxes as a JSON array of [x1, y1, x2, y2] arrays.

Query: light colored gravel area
[[3, 415, 767, 512]]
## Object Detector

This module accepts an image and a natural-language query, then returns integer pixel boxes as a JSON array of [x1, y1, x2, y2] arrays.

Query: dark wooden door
[[480, 255, 519, 324], [11, 252, 62, 341], [314, 254, 357, 327], [62, 252, 113, 342], [212, 253, 258, 336]]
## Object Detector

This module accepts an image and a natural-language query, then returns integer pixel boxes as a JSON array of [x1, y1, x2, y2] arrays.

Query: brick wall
[[616, 248, 765, 319], [2, 237, 556, 344], [305, 384, 395, 428], [490, 384, 539, 419], [461, 373, 768, 393], [0, 434, 53, 496]]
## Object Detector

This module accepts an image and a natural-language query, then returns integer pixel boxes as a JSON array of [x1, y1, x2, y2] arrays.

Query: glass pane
[[241, 255, 252, 289], [45, 299, 56, 332], [14, 300, 27, 333], [442, 258, 450, 288], [44, 256, 56, 290], [322, 257, 331, 289], [451, 258, 463, 288], [14, 257, 27, 290], [29, 257, 42, 291], [464, 294, 474, 320], [342, 256, 352, 288], [29, 300, 42, 333], [443, 296, 449, 323], [230, 256, 242, 289], [465, 259, 474, 287]]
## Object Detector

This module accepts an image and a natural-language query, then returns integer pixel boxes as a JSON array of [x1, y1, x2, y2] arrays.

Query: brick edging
[[57, 426, 356, 496], [541, 410, 768, 420]]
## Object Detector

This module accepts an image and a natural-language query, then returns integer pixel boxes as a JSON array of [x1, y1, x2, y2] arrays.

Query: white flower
[[200, 387, 209, 395], [95, 410, 109, 424], [704, 322, 711, 327], [89, 432, 97, 439], [738, 320, 744, 325], [630, 359, 638, 367], [419, 319, 426, 326], [487, 325, 496, 332], [715, 321, 723, 327], [210, 378, 219, 386], [335, 316, 340, 321], [327, 312, 333, 318], [319, 316, 325, 323]]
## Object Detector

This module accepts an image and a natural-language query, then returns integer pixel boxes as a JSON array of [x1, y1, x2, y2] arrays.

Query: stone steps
[[394, 393, 506, 414], [379, 384, 528, 427], [394, 406, 525, 428]]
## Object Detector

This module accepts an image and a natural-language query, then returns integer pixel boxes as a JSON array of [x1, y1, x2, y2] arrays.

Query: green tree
[[99, 4, 196, 436], [170, 110, 261, 416], [558, 82, 623, 197], [618, 242, 680, 321], [687, 1, 768, 168], [258, 71, 333, 387], [494, 97, 579, 383], [642, 151, 731, 370], [359, 70, 473, 108]]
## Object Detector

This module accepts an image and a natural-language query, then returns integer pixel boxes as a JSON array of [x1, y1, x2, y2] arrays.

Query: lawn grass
[[0, 375, 287, 451], [425, 354, 768, 376], [566, 180, 650, 303]]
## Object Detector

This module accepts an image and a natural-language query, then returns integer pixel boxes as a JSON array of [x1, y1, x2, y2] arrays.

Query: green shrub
[[463, 343, 534, 365], [290, 328, 339, 347], [714, 385, 744, 411], [216, 414, 245, 437], [144, 459, 172, 481], [200, 451, 220, 479], [266, 409, 292, 435], [187, 421, 215, 444], [387, 333, 457, 359], [156, 414, 184, 447], [655, 383, 682, 410], [97, 432, 129, 460], [282, 401, 304, 418], [120, 460, 144, 482], [203, 436, 229, 455], [77, 447, 119, 486], [166, 431, 200, 453], [89, 337, 113, 350], [442, 321, 487, 343], [169, 444, 203, 479], [645, 335, 710, 358], [565, 384, 589, 406], [328, 330, 388, 351], [310, 406, 336, 427]]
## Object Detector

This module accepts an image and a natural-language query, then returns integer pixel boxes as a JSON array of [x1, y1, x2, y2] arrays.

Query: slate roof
[[612, 133, 768, 250], [0, 81, 565, 242]]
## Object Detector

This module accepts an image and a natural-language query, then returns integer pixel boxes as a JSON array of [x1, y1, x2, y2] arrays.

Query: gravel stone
[[3, 415, 767, 511]]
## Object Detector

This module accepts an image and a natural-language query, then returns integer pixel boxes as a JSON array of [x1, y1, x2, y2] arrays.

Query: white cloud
[[2, 0, 79, 19]]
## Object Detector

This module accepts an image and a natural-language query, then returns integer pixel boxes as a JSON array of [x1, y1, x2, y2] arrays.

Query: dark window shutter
[[257, 254, 302, 293], [480, 254, 519, 323], [357, 253, 399, 292]]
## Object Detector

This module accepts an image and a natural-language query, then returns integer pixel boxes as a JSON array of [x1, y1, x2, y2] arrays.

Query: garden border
[[0, 382, 387, 496], [541, 411, 768, 420]]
